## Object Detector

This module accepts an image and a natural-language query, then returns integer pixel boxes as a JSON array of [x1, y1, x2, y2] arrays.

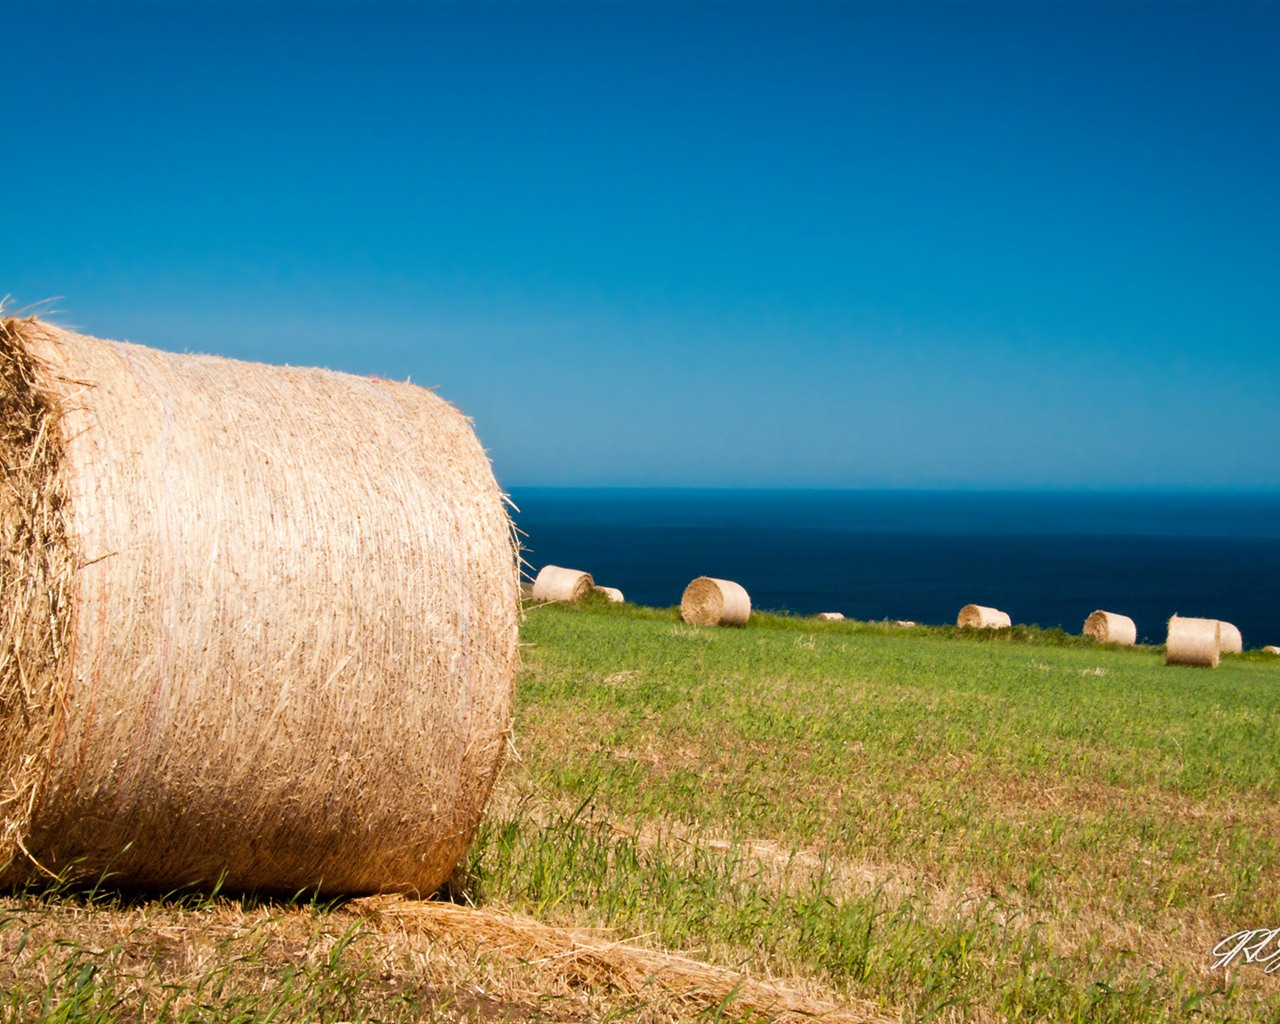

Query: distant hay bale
[[594, 586, 624, 603], [520, 580, 534, 599], [531, 565, 594, 603], [1165, 615, 1221, 668], [893, 620, 917, 628], [0, 316, 519, 896], [815, 612, 844, 621], [1218, 621, 1243, 654], [1083, 610, 1137, 646], [957, 604, 1011, 629], [680, 577, 751, 627], [1263, 646, 1280, 655]]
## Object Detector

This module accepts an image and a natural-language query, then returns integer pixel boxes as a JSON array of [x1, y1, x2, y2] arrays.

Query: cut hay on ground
[[1166, 615, 1221, 668], [0, 316, 519, 896], [816, 611, 845, 621], [1083, 610, 1138, 646], [680, 577, 751, 627], [957, 604, 1011, 629], [1218, 620, 1243, 654], [594, 586, 624, 603], [531, 564, 594, 603], [357, 897, 896, 1024]]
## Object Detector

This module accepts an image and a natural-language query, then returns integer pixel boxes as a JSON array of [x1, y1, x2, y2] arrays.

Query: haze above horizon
[[4, 1, 1277, 490]]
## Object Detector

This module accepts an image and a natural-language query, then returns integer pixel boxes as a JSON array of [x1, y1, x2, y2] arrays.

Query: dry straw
[[680, 577, 751, 627], [1083, 610, 1138, 646], [0, 316, 519, 895], [593, 586, 624, 603], [957, 604, 1011, 629], [1165, 615, 1221, 668], [531, 564, 594, 602], [1218, 620, 1243, 654]]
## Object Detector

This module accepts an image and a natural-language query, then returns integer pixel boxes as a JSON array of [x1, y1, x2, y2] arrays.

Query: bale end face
[[1166, 615, 1221, 668], [1218, 621, 1243, 654], [680, 577, 751, 627]]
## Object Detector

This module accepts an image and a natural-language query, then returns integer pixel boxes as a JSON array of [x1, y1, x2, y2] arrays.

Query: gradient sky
[[4, 1, 1277, 489]]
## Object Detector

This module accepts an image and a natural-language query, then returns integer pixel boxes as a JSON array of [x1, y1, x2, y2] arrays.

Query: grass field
[[4, 601, 1280, 1022]]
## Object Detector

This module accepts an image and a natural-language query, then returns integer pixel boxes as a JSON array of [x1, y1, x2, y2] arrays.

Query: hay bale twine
[[1083, 610, 1138, 646], [815, 612, 844, 621], [594, 586, 624, 603], [531, 565, 594, 602], [957, 604, 1011, 629], [0, 317, 519, 895], [1218, 621, 1243, 654], [1165, 615, 1220, 668], [680, 577, 751, 627]]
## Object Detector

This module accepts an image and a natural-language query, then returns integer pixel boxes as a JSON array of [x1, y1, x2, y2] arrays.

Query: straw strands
[[531, 564, 594, 603], [357, 897, 896, 1024], [1083, 610, 1137, 646], [0, 316, 519, 895], [1165, 615, 1221, 668], [1218, 621, 1243, 654], [957, 604, 1011, 629], [680, 577, 751, 627], [593, 586, 624, 603]]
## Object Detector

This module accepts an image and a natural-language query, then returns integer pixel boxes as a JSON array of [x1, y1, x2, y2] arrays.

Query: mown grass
[[5, 602, 1280, 1022], [463, 601, 1280, 1022]]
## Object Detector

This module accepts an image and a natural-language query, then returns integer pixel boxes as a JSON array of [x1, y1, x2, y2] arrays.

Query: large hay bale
[[594, 586, 624, 603], [531, 565, 593, 602], [1218, 620, 1243, 654], [0, 316, 519, 896], [1165, 615, 1220, 668], [957, 604, 1011, 629], [680, 577, 751, 627], [1083, 610, 1138, 646]]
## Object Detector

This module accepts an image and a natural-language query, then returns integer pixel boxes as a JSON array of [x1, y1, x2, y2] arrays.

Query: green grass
[[462, 601, 1280, 1022]]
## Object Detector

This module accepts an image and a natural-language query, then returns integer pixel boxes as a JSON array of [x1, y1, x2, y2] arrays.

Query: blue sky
[[4, 1, 1277, 489]]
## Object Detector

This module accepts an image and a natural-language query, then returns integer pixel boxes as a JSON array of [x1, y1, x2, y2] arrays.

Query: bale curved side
[[531, 565, 594, 602], [957, 604, 1011, 629], [0, 317, 520, 896], [1218, 621, 1243, 654], [681, 577, 751, 627], [1166, 615, 1220, 668], [1083, 610, 1137, 646], [594, 586, 624, 603]]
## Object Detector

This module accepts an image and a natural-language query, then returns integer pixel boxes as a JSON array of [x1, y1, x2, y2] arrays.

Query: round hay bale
[[0, 316, 519, 896], [815, 612, 844, 621], [520, 580, 535, 599], [1083, 610, 1137, 646], [531, 565, 594, 602], [1218, 620, 1243, 654], [1165, 615, 1220, 668], [594, 586, 624, 603], [1263, 646, 1280, 655], [680, 577, 751, 627], [957, 604, 1011, 629]]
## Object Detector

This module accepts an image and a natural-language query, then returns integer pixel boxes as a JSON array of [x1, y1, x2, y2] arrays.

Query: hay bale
[[957, 604, 1011, 629], [680, 577, 751, 627], [815, 612, 844, 621], [0, 316, 519, 896], [1218, 620, 1243, 654], [1083, 610, 1138, 646], [594, 586, 624, 603], [520, 580, 534, 599], [531, 565, 594, 602], [1263, 646, 1280, 655], [1165, 615, 1220, 668]]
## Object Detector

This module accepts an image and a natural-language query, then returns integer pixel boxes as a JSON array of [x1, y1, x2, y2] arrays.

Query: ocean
[[508, 488, 1280, 647]]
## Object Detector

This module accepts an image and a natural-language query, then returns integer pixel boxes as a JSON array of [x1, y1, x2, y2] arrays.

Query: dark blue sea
[[509, 489, 1280, 648]]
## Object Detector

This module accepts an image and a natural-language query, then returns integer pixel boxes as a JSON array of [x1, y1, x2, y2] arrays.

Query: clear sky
[[4, 0, 1277, 490]]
